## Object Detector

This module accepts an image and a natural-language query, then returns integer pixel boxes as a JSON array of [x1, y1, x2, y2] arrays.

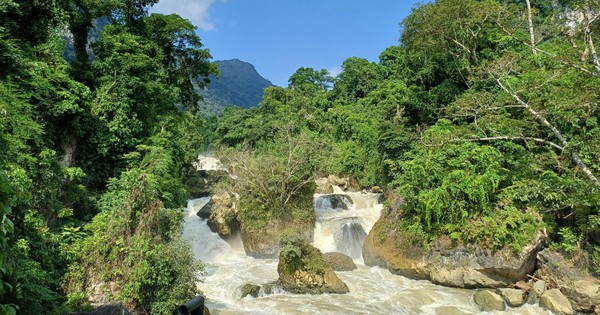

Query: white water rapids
[[182, 192, 550, 315]]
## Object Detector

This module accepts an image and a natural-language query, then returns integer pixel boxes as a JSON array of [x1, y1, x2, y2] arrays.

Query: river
[[182, 191, 550, 315]]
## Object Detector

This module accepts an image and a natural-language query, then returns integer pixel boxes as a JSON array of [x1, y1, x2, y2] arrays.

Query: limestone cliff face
[[362, 198, 547, 288]]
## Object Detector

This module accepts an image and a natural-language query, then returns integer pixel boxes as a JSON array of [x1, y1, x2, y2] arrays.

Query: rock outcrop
[[363, 207, 547, 288], [186, 155, 229, 198], [191, 197, 212, 219], [206, 192, 240, 240], [323, 252, 357, 271], [241, 222, 314, 258], [534, 249, 600, 313], [277, 234, 349, 294]]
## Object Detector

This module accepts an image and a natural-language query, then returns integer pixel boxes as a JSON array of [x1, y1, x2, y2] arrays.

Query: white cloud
[[151, 0, 221, 31], [327, 66, 342, 78]]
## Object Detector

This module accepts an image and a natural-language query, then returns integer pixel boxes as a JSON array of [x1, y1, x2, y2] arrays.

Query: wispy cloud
[[151, 0, 222, 31], [328, 66, 342, 78]]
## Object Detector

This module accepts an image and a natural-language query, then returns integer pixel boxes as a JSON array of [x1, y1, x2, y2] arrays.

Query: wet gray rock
[[314, 194, 353, 210], [539, 289, 574, 315], [191, 197, 212, 219], [497, 288, 526, 307], [239, 283, 260, 298], [473, 290, 506, 311], [526, 279, 546, 304], [323, 252, 357, 271]]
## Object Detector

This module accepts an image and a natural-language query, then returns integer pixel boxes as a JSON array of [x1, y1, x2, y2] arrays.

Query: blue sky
[[152, 1, 423, 86]]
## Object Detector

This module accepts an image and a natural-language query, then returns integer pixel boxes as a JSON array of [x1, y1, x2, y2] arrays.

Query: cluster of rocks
[[470, 250, 600, 314], [473, 281, 573, 314], [315, 175, 360, 194]]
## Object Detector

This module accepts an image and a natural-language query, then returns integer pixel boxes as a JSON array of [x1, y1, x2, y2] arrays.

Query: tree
[[142, 13, 218, 110], [288, 67, 333, 91]]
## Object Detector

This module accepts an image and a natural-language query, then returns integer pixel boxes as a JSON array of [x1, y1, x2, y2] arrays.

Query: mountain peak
[[198, 59, 273, 116]]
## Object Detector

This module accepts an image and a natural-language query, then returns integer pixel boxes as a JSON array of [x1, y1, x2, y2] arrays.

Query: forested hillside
[[213, 0, 600, 267], [198, 59, 274, 116], [1, 0, 600, 314]]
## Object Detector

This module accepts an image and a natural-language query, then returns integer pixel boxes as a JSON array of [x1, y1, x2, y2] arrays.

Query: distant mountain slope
[[199, 59, 274, 116]]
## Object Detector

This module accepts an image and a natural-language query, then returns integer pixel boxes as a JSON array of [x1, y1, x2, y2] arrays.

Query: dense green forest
[[1, 0, 599, 314], [0, 0, 217, 313]]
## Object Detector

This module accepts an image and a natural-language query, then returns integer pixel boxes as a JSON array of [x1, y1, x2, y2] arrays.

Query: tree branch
[[447, 136, 564, 151], [496, 78, 600, 185]]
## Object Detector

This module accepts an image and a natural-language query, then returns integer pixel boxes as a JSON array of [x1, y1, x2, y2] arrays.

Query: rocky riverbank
[[363, 195, 600, 314]]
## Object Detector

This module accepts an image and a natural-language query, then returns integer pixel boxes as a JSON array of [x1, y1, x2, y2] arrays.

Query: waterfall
[[313, 189, 383, 260], [183, 198, 236, 263]]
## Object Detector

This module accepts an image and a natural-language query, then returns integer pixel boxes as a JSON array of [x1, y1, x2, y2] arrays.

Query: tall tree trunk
[[588, 32, 600, 75], [526, 0, 537, 55]]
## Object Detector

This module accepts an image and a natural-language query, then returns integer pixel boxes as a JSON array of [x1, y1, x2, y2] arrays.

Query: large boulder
[[206, 192, 240, 240], [473, 289, 506, 312], [363, 208, 547, 288], [241, 221, 314, 258], [323, 252, 357, 271], [534, 249, 600, 313], [277, 234, 349, 294], [497, 288, 526, 307], [539, 289, 574, 315], [191, 197, 212, 219], [315, 177, 334, 194]]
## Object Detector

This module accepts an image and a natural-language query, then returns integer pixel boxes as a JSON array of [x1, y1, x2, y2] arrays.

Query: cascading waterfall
[[183, 198, 235, 263], [182, 189, 550, 314], [313, 190, 382, 260]]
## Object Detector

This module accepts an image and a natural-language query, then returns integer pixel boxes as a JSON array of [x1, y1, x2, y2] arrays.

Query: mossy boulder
[[206, 191, 240, 240], [277, 234, 349, 294], [239, 283, 261, 298]]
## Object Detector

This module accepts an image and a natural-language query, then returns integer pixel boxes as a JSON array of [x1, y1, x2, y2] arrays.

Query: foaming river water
[[183, 194, 550, 315]]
